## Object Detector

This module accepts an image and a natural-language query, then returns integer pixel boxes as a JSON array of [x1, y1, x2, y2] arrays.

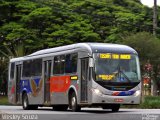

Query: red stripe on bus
[[50, 75, 71, 92], [112, 92, 120, 96], [11, 85, 15, 94]]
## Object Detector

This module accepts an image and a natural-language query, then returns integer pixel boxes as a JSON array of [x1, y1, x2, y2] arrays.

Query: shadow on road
[[36, 107, 133, 114]]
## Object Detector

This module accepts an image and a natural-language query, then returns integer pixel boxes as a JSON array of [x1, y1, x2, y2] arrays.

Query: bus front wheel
[[69, 92, 81, 112], [111, 104, 120, 112], [102, 104, 120, 112]]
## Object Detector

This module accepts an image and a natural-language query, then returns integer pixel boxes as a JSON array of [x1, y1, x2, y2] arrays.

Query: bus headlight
[[92, 88, 102, 95], [134, 90, 141, 96]]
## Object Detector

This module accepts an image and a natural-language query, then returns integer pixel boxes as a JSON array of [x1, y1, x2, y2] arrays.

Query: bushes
[[122, 96, 160, 109], [141, 96, 160, 109]]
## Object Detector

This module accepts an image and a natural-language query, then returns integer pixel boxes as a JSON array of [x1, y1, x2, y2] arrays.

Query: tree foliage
[[122, 32, 160, 95], [1, 0, 159, 52], [0, 0, 160, 94]]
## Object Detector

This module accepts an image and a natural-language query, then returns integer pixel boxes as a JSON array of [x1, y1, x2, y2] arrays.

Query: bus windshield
[[94, 53, 141, 83]]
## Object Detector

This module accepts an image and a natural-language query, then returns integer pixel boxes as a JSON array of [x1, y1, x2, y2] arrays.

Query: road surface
[[0, 106, 160, 120]]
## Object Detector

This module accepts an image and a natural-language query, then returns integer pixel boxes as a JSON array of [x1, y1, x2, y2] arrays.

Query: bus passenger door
[[15, 64, 22, 103], [43, 60, 52, 104], [80, 58, 89, 103]]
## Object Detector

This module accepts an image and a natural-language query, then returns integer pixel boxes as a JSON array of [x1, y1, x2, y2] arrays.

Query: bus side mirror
[[89, 58, 94, 67]]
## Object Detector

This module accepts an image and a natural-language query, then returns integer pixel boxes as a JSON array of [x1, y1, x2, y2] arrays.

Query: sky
[[141, 0, 160, 7]]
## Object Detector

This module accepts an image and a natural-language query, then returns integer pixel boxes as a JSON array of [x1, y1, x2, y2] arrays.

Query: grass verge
[[141, 96, 160, 109], [0, 95, 9, 105], [123, 96, 160, 109]]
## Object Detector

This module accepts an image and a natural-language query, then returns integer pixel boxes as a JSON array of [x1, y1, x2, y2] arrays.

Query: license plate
[[114, 98, 124, 102]]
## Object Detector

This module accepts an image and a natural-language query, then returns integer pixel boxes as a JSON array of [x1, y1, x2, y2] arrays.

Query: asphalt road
[[0, 106, 160, 120]]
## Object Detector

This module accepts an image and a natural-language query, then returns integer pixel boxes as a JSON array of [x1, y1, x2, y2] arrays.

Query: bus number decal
[[99, 53, 131, 60], [112, 54, 119, 59], [120, 54, 131, 59], [100, 54, 111, 59]]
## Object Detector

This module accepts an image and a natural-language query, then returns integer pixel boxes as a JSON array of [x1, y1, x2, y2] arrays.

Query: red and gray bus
[[8, 43, 141, 112]]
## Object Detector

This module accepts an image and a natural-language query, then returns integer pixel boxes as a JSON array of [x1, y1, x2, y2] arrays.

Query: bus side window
[[60, 55, 65, 74], [53, 54, 77, 75], [65, 53, 77, 74], [71, 53, 77, 73], [22, 60, 31, 77], [65, 54, 72, 73], [53, 56, 60, 74], [53, 55, 65, 75], [10, 62, 15, 80], [32, 59, 42, 76]]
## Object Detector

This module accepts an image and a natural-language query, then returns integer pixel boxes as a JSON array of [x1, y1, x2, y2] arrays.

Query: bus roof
[[87, 43, 137, 54], [10, 43, 137, 62]]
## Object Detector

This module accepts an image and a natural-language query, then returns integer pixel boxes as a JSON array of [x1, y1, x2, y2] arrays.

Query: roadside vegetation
[[0, 95, 9, 105], [141, 96, 160, 109], [123, 96, 160, 109]]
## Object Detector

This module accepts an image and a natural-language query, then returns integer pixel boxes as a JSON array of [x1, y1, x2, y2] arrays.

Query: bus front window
[[93, 53, 141, 91]]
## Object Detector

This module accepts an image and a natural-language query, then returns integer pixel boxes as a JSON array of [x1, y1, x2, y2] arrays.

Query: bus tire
[[53, 105, 68, 111], [22, 93, 31, 110], [102, 104, 120, 112], [111, 104, 120, 112], [31, 105, 38, 110], [69, 92, 81, 112]]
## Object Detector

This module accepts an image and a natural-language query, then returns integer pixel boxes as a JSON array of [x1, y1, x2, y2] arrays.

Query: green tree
[[0, 0, 160, 95], [122, 32, 160, 96]]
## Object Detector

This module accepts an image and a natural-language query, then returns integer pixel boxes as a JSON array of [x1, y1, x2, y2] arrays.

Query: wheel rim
[[23, 97, 27, 108], [71, 96, 76, 108]]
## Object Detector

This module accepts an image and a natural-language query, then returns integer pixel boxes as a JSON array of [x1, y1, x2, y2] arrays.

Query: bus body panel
[[20, 77, 44, 105], [50, 75, 78, 105], [8, 63, 15, 104], [8, 79, 16, 104]]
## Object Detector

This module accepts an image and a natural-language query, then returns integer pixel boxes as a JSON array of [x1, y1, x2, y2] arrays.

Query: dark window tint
[[32, 59, 42, 76], [65, 53, 78, 73], [53, 55, 65, 74], [65, 54, 72, 73], [22, 59, 42, 77], [53, 56, 61, 74], [60, 55, 65, 74], [71, 53, 78, 73], [10, 62, 15, 79], [53, 53, 77, 74], [22, 60, 31, 77]]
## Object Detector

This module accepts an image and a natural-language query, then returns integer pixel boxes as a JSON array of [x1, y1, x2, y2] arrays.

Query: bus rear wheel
[[22, 93, 31, 110], [53, 105, 68, 111], [22, 93, 38, 110], [69, 92, 81, 112]]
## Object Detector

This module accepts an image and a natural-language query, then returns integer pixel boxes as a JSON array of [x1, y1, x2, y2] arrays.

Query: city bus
[[8, 43, 141, 112]]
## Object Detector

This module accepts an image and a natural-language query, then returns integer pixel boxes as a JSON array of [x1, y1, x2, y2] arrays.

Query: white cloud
[[141, 0, 160, 7]]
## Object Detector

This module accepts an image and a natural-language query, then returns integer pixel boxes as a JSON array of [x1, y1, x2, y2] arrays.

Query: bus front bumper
[[91, 90, 141, 105]]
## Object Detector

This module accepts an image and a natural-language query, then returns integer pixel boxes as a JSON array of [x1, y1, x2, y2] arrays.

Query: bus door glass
[[80, 58, 89, 102], [43, 60, 52, 103], [15, 64, 22, 103]]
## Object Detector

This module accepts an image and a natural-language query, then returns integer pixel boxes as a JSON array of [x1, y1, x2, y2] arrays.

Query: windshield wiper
[[120, 70, 132, 83], [114, 65, 132, 83]]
